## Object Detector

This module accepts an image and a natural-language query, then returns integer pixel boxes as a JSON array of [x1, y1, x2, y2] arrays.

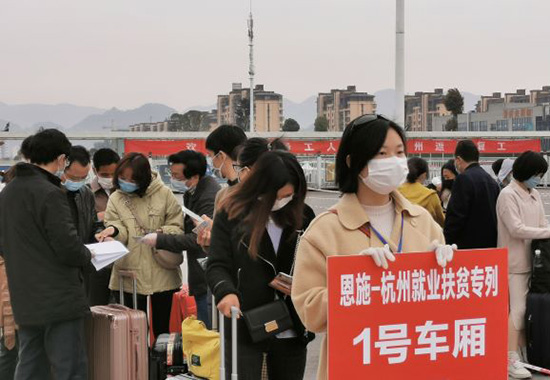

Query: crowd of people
[[0, 115, 548, 379]]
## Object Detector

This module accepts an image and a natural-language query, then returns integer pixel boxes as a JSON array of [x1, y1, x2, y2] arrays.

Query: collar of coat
[[331, 191, 423, 230], [509, 179, 537, 201], [13, 162, 61, 187]]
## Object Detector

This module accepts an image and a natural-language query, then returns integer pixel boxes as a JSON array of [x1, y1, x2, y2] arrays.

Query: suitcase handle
[[219, 307, 239, 380], [118, 270, 138, 309]]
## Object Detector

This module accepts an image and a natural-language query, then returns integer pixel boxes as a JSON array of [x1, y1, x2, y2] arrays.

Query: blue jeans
[[0, 332, 18, 380], [195, 293, 211, 329]]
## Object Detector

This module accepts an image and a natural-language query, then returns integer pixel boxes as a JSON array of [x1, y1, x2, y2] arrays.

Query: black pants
[[224, 324, 307, 380], [0, 332, 18, 380], [86, 267, 113, 306], [115, 288, 177, 337], [15, 318, 87, 380]]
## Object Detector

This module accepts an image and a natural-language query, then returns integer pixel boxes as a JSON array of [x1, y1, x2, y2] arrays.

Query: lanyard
[[369, 212, 404, 253]]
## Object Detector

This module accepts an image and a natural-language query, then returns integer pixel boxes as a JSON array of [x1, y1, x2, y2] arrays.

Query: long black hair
[[221, 151, 307, 258]]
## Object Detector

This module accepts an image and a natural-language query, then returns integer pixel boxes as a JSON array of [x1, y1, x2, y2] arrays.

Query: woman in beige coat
[[291, 115, 455, 380], [97, 152, 183, 336], [496, 151, 550, 379]]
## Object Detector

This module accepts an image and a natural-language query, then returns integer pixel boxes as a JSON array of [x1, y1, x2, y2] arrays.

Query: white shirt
[[266, 218, 297, 339], [361, 201, 395, 240]]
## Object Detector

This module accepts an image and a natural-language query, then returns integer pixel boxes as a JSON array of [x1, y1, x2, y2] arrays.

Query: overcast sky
[[1, 0, 549, 111]]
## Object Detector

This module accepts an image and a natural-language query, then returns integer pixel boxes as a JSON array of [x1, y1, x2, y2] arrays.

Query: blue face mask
[[171, 178, 189, 193], [119, 179, 138, 193], [63, 179, 86, 192], [524, 176, 541, 189]]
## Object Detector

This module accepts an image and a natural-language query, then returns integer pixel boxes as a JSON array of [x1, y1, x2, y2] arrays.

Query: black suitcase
[[525, 292, 550, 368], [149, 333, 187, 380]]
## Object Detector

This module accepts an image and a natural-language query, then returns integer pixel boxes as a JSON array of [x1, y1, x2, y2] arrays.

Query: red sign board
[[407, 139, 540, 154], [125, 138, 541, 156], [327, 249, 508, 379]]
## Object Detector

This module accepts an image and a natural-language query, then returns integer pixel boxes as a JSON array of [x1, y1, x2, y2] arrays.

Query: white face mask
[[97, 176, 113, 191], [272, 195, 293, 212], [360, 156, 409, 195]]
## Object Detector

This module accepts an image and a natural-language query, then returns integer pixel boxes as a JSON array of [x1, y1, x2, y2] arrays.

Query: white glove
[[430, 240, 457, 268], [359, 244, 395, 270], [141, 233, 158, 248]]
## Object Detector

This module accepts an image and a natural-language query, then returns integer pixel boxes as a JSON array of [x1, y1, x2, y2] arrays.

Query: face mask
[[524, 176, 541, 189], [55, 156, 66, 178], [119, 179, 138, 193], [171, 178, 189, 193], [272, 195, 293, 212], [63, 179, 86, 192], [211, 153, 225, 179], [97, 176, 113, 191], [360, 156, 409, 195]]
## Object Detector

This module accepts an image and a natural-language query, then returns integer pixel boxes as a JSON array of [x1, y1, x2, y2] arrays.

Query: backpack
[[530, 239, 550, 293]]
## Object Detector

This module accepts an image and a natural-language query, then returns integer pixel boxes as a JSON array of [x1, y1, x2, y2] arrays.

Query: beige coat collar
[[332, 191, 422, 231]]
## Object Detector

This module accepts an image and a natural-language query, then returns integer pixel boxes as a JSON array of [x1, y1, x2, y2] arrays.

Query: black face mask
[[442, 179, 454, 190]]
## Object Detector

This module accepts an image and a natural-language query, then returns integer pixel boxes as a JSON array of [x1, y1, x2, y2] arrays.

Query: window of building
[[479, 121, 488, 131]]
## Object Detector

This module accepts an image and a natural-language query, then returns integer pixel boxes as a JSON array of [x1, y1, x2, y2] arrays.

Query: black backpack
[[530, 239, 550, 293]]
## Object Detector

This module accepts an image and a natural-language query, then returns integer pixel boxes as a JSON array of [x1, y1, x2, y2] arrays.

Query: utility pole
[[395, 0, 405, 128], [248, 0, 255, 132]]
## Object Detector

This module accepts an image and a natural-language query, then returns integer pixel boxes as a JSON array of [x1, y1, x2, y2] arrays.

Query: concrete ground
[[303, 190, 550, 380]]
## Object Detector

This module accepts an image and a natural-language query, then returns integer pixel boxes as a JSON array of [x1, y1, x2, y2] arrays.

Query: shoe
[[508, 351, 532, 379]]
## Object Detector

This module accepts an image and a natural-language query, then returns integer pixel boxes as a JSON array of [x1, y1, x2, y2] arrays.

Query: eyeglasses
[[232, 164, 248, 174], [348, 114, 391, 134]]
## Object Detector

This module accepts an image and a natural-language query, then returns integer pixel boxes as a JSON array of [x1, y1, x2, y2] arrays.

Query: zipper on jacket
[[212, 280, 227, 294], [236, 268, 242, 291]]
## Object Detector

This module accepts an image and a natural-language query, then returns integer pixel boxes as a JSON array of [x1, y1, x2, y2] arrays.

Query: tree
[[169, 111, 211, 132], [314, 116, 329, 132], [444, 88, 464, 116], [444, 118, 458, 131], [444, 88, 464, 133], [234, 98, 250, 131], [282, 118, 300, 132]]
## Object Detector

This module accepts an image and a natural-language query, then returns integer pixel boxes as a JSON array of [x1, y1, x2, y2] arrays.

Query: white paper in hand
[[181, 205, 204, 224], [86, 241, 129, 271]]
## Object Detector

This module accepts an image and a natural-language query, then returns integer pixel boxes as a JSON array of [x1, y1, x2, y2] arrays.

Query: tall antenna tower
[[248, 0, 255, 132], [395, 0, 405, 127]]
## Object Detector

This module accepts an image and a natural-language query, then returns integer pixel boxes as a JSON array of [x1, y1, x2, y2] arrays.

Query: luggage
[[530, 240, 550, 292], [525, 292, 550, 368], [169, 285, 197, 333], [86, 270, 149, 380], [150, 333, 188, 379]]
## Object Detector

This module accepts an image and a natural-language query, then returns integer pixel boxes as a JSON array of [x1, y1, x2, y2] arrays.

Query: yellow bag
[[181, 316, 220, 380]]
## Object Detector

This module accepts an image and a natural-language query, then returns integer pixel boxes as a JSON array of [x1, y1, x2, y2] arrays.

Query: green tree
[[282, 118, 300, 132], [444, 88, 464, 116], [444, 88, 464, 132], [314, 116, 329, 132], [169, 111, 211, 132]]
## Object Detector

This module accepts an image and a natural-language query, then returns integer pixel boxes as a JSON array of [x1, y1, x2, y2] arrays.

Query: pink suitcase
[[86, 270, 148, 380]]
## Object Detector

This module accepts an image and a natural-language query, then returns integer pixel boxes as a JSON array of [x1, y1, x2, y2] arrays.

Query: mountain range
[[0, 90, 481, 133]]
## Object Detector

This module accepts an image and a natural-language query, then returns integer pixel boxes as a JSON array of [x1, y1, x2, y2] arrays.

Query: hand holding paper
[[86, 241, 129, 271]]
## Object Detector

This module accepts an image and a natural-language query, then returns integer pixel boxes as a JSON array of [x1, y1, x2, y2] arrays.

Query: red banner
[[407, 139, 540, 154], [124, 138, 541, 156], [327, 249, 508, 379]]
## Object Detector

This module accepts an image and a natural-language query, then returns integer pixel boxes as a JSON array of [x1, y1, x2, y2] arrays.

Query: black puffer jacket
[[0, 163, 92, 326], [206, 204, 316, 344]]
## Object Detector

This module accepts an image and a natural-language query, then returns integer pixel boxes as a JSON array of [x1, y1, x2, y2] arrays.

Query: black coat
[[156, 175, 220, 297], [0, 163, 92, 326], [206, 204, 316, 344], [444, 163, 500, 249], [67, 185, 103, 245]]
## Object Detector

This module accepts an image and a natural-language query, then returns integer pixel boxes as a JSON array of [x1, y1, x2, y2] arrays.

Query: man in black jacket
[[142, 150, 220, 328], [444, 140, 500, 249], [0, 129, 92, 379], [63, 145, 107, 305]]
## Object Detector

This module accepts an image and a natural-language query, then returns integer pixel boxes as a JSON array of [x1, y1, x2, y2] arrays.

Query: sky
[[1, 0, 549, 111]]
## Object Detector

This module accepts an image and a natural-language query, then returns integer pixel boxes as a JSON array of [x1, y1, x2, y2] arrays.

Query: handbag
[[242, 299, 293, 343], [123, 196, 183, 270], [181, 316, 220, 380]]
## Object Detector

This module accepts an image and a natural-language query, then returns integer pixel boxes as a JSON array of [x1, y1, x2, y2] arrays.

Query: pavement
[[303, 190, 550, 380]]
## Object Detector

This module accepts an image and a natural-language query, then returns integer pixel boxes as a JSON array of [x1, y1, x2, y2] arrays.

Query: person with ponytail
[[206, 151, 314, 380]]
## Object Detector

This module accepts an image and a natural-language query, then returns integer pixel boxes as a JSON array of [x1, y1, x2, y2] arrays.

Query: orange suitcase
[[169, 285, 197, 333]]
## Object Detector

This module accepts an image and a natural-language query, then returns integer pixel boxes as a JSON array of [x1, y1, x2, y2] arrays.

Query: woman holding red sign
[[291, 114, 456, 380]]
